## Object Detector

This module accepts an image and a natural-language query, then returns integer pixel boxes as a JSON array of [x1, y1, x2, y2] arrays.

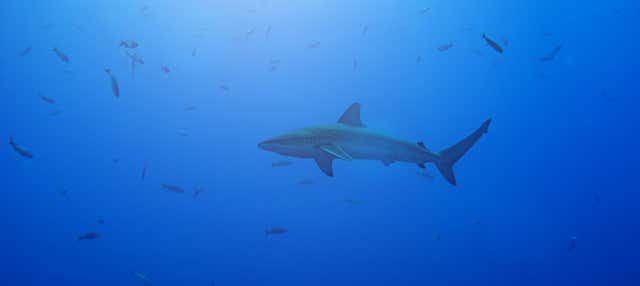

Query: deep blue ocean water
[[1, 1, 639, 285]]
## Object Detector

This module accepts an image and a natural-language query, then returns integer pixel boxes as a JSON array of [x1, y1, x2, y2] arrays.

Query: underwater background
[[1, 0, 639, 285]]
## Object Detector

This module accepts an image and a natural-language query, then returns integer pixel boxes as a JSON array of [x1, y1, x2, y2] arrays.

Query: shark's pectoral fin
[[319, 144, 352, 161], [314, 155, 335, 177]]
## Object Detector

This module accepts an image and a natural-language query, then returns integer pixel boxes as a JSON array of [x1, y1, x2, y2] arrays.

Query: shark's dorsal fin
[[338, 103, 366, 127], [314, 155, 335, 176], [319, 144, 353, 161]]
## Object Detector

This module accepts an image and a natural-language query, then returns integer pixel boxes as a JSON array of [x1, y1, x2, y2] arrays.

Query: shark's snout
[[258, 139, 276, 151]]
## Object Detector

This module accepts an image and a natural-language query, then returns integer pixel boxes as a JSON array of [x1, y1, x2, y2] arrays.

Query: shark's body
[[259, 103, 491, 185]]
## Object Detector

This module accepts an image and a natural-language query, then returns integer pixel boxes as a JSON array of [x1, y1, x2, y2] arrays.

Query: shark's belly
[[339, 138, 402, 162]]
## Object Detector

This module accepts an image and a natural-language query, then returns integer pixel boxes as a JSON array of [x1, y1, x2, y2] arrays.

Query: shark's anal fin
[[314, 155, 334, 177], [319, 144, 352, 161], [337, 103, 366, 127], [417, 163, 425, 169]]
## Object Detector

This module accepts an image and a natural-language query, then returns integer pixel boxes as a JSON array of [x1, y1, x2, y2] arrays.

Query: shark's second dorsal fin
[[338, 103, 366, 127]]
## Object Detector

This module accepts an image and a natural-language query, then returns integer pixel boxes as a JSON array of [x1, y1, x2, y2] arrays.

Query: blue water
[[2, 1, 639, 285]]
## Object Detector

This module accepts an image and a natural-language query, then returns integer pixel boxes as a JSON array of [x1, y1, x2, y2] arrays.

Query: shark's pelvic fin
[[337, 103, 366, 127], [435, 119, 492, 186], [319, 144, 353, 161], [314, 154, 335, 176], [382, 159, 394, 166]]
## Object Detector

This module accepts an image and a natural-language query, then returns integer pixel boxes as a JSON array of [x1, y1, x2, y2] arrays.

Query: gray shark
[[258, 103, 491, 186]]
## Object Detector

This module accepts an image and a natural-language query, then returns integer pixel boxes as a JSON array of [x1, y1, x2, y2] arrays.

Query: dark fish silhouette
[[161, 184, 184, 193], [78, 232, 100, 240], [437, 43, 454, 51], [120, 40, 139, 49], [8, 137, 33, 159], [38, 93, 55, 104], [126, 51, 144, 78], [362, 25, 369, 36], [19, 46, 32, 57], [568, 236, 577, 253], [482, 34, 503, 54], [184, 106, 196, 112], [141, 165, 147, 180], [104, 68, 120, 98], [307, 41, 320, 49], [58, 189, 69, 197], [192, 48, 197, 57], [160, 65, 171, 74], [219, 85, 230, 93], [194, 187, 205, 199], [594, 192, 601, 206], [97, 218, 105, 225], [49, 110, 62, 117], [539, 45, 562, 62], [52, 48, 70, 62], [265, 228, 287, 237], [298, 179, 314, 185], [271, 160, 292, 168], [342, 199, 363, 205]]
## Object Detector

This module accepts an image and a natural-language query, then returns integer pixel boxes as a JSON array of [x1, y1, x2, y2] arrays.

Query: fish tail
[[434, 119, 491, 186]]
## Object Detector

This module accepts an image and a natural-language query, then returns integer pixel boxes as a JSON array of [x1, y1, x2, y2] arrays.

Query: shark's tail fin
[[435, 119, 491, 186]]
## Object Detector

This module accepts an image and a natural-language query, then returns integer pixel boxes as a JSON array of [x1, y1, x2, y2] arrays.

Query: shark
[[258, 103, 491, 186]]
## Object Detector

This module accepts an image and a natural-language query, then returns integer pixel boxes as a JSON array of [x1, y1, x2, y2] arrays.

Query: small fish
[[131, 271, 152, 286], [568, 236, 577, 253], [120, 40, 139, 49], [184, 106, 196, 112], [161, 184, 185, 194], [19, 46, 32, 57], [265, 227, 287, 237], [141, 165, 147, 180], [437, 43, 454, 52], [353, 59, 359, 69], [417, 171, 434, 179], [112, 158, 120, 164], [194, 187, 205, 200], [49, 110, 62, 117], [245, 28, 255, 40], [8, 137, 33, 159], [271, 160, 292, 168], [298, 179, 314, 185], [104, 68, 120, 98], [361, 25, 369, 36], [38, 93, 56, 104], [58, 189, 69, 197], [78, 232, 100, 240], [177, 130, 189, 137], [126, 51, 144, 78], [482, 34, 503, 54], [192, 48, 197, 57], [52, 48, 70, 62], [307, 41, 320, 49], [219, 85, 230, 93], [160, 65, 171, 74], [594, 192, 601, 206], [539, 45, 562, 62], [416, 56, 422, 64], [420, 8, 431, 14], [97, 218, 105, 225], [600, 90, 616, 102], [435, 233, 441, 241], [265, 25, 272, 39], [342, 199, 362, 205], [472, 219, 481, 225]]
